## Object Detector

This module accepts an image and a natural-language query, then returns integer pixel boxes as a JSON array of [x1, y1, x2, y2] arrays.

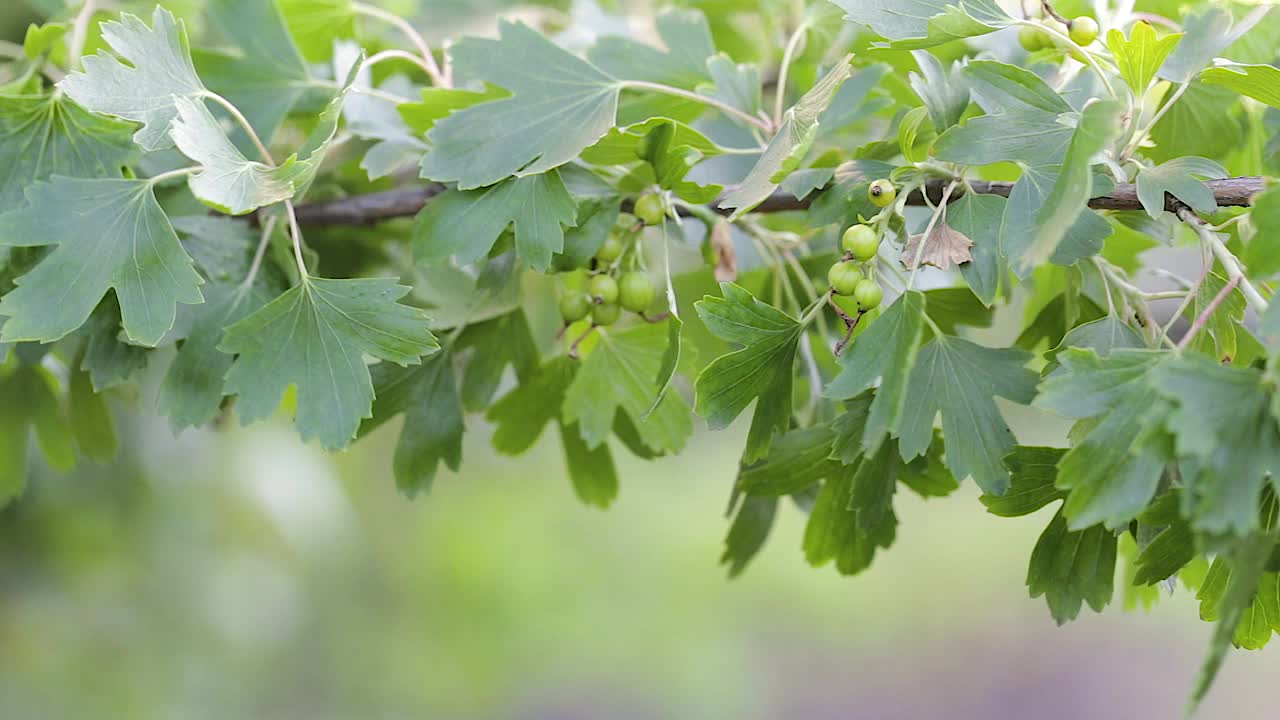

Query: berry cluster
[[559, 194, 660, 328], [827, 179, 897, 313]]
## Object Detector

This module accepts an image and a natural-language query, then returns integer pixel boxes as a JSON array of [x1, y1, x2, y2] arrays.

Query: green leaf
[[68, 362, 117, 463], [1199, 62, 1280, 110], [719, 58, 853, 215], [803, 442, 899, 576], [586, 9, 714, 88], [1191, 533, 1277, 712], [0, 177, 203, 346], [1037, 348, 1164, 419], [908, 50, 968, 131], [981, 446, 1066, 517], [562, 322, 693, 455], [277, 0, 353, 62], [486, 356, 574, 456], [1148, 82, 1244, 166], [366, 351, 463, 496], [738, 424, 839, 496], [694, 283, 803, 462], [455, 310, 539, 413], [157, 283, 272, 431], [1247, 185, 1280, 279], [933, 110, 1073, 167], [0, 94, 136, 207], [581, 117, 722, 167], [832, 0, 1011, 49], [1019, 100, 1124, 271], [1183, 272, 1247, 362], [1027, 508, 1117, 625], [80, 299, 149, 391], [898, 335, 1037, 494], [964, 60, 1072, 115], [920, 287, 994, 333], [1160, 7, 1262, 84], [196, 0, 311, 145], [399, 85, 508, 136], [60, 7, 206, 152], [824, 291, 925, 453], [218, 278, 439, 450], [1133, 490, 1195, 586], [560, 421, 618, 508], [1152, 356, 1280, 536], [947, 193, 1005, 306], [421, 21, 622, 189], [412, 171, 577, 272], [22, 22, 67, 60], [0, 363, 74, 506], [1001, 165, 1113, 276], [1106, 21, 1182, 94], [169, 97, 306, 215], [1134, 157, 1228, 219], [722, 495, 777, 578]]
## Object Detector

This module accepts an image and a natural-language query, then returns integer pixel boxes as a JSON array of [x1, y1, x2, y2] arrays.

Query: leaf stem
[[1177, 205, 1268, 314], [240, 214, 278, 292], [1177, 276, 1240, 351], [284, 200, 310, 280], [1120, 81, 1187, 162], [202, 91, 274, 164], [620, 80, 773, 132], [68, 0, 97, 71], [773, 20, 811, 130], [351, 1, 447, 87], [365, 48, 438, 79], [146, 166, 199, 186]]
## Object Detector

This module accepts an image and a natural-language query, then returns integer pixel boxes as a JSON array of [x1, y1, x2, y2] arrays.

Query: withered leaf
[[901, 218, 974, 271]]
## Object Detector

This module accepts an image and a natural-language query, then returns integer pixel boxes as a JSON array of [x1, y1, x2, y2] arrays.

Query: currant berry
[[590, 274, 619, 305], [618, 271, 656, 312], [1069, 16, 1099, 46], [1018, 25, 1048, 52], [559, 293, 592, 323], [595, 236, 624, 264], [868, 179, 897, 208], [842, 224, 879, 262], [633, 193, 665, 226], [593, 302, 622, 326], [853, 278, 884, 310], [827, 261, 864, 296]]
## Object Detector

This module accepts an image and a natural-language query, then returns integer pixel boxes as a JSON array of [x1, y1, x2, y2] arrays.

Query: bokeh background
[[2, 1, 1279, 719]]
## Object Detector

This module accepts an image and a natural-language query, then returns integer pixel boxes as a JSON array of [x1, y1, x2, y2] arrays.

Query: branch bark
[[289, 176, 1268, 228]]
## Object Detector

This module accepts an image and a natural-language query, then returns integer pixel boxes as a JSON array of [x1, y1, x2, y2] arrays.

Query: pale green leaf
[[586, 9, 714, 88], [0, 177, 203, 346], [1200, 62, 1280, 109], [1134, 157, 1228, 218], [964, 60, 1072, 115], [412, 171, 577, 272], [276, 0, 354, 62], [1106, 21, 1183, 94], [218, 278, 439, 450], [60, 7, 206, 152], [421, 21, 622, 189], [832, 0, 1012, 49]]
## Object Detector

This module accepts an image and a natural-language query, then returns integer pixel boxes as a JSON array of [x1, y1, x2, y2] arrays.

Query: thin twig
[[1177, 276, 1240, 351], [68, 0, 98, 71], [1176, 204, 1268, 314], [620, 80, 773, 131], [351, 1, 447, 87]]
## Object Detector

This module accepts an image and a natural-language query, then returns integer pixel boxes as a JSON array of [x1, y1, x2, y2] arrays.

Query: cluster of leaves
[[3, 0, 1280, 708]]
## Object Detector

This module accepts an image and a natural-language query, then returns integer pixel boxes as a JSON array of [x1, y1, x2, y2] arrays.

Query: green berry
[[618, 271, 656, 313], [595, 236, 624, 264], [592, 302, 622, 326], [853, 278, 884, 310], [589, 274, 619, 305], [827, 261, 865, 296], [1018, 25, 1048, 52], [868, 179, 897, 208], [559, 293, 592, 323], [614, 212, 636, 231], [1069, 16, 1099, 46], [842, 224, 880, 262], [633, 193, 665, 226]]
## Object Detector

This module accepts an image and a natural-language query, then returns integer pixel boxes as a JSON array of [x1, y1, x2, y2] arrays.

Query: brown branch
[[288, 176, 1268, 228]]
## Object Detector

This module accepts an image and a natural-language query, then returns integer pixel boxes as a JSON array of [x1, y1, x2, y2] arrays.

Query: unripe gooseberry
[[595, 236, 624, 264], [633, 193, 665, 226], [853, 278, 884, 310], [1018, 25, 1049, 52], [618, 271, 656, 313], [827, 261, 865, 296], [868, 179, 897, 208], [1069, 16, 1099, 46], [590, 274, 619, 304], [593, 302, 622, 326], [842, 224, 880, 262], [559, 293, 592, 323]]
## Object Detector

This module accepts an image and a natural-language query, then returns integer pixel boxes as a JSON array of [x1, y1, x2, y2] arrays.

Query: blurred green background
[[2, 0, 1279, 718]]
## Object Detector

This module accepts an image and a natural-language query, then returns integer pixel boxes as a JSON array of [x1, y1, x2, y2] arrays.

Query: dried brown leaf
[[710, 220, 737, 282], [901, 219, 973, 271]]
